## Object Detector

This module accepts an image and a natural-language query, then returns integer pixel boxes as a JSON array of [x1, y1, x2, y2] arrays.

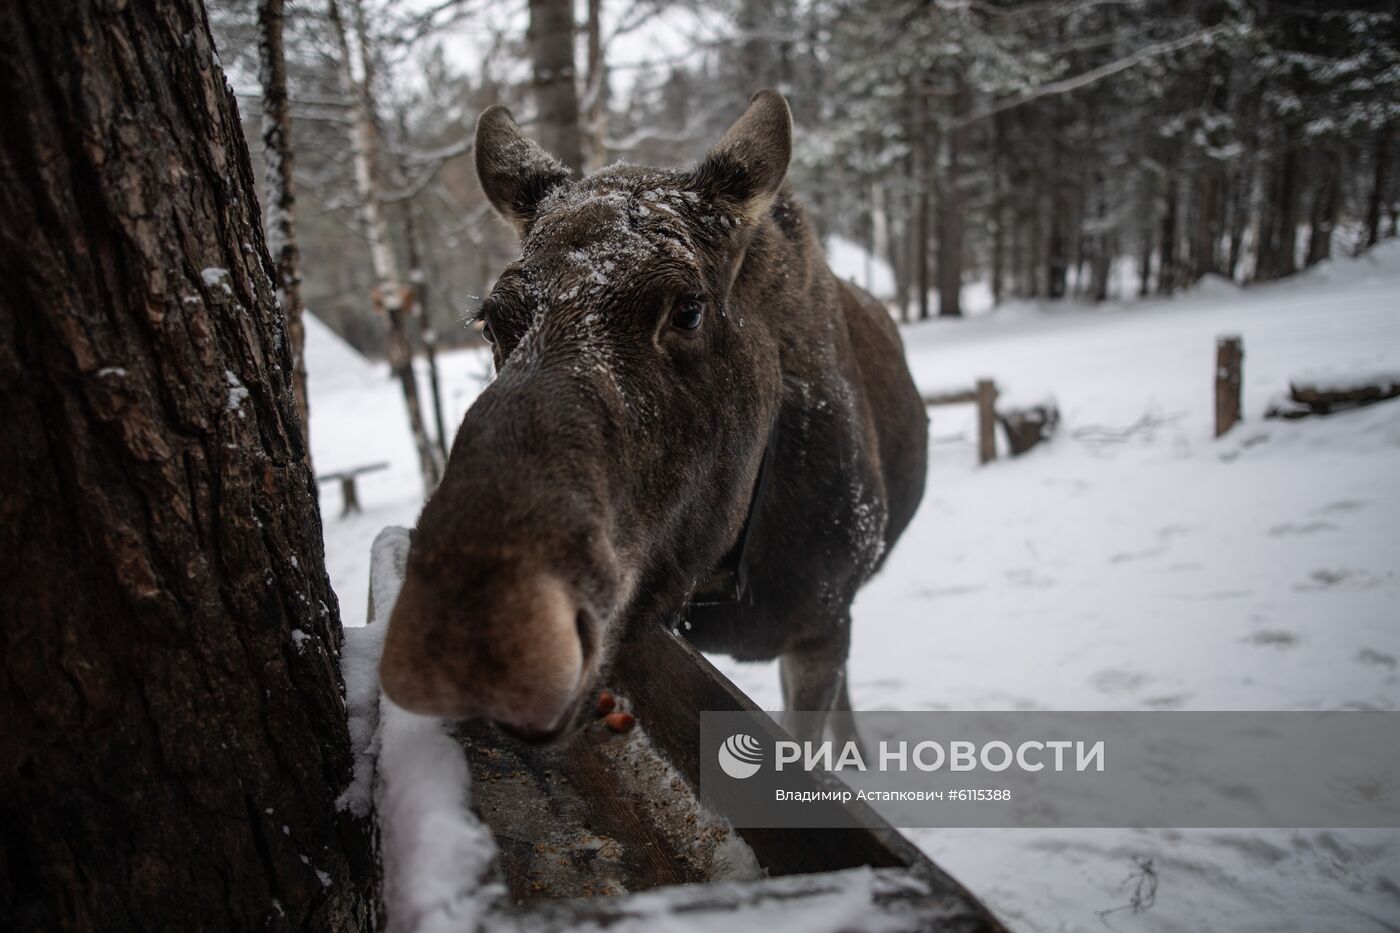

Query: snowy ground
[[311, 243, 1400, 932]]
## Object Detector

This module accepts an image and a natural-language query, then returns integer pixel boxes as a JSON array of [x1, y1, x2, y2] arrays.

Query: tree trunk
[[1192, 169, 1222, 281], [1365, 128, 1389, 250], [0, 0, 376, 928], [1134, 163, 1156, 296], [1088, 169, 1111, 303], [1158, 176, 1179, 295], [328, 0, 442, 494], [1306, 147, 1341, 266], [1027, 179, 1044, 298], [936, 74, 969, 318], [914, 93, 931, 321], [737, 0, 767, 108], [402, 203, 449, 460], [871, 178, 891, 298], [528, 0, 583, 174], [1226, 159, 1249, 279], [1256, 145, 1302, 281], [990, 115, 1006, 307], [893, 153, 913, 322], [1046, 105, 1070, 300], [1137, 223, 1154, 297], [583, 0, 607, 172], [258, 0, 311, 461]]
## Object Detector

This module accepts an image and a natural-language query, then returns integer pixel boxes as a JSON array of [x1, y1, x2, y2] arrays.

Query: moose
[[380, 91, 928, 746]]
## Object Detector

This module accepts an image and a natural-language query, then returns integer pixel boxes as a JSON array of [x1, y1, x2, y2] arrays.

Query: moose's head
[[379, 91, 794, 739]]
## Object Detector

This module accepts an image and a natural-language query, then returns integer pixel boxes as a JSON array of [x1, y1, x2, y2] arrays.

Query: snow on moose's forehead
[[525, 184, 704, 297]]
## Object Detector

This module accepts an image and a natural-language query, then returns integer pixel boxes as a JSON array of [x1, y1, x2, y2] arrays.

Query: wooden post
[[1215, 335, 1243, 437], [975, 379, 998, 465], [340, 476, 361, 516]]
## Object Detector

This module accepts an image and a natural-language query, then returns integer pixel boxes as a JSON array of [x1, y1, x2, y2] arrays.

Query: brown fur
[[380, 91, 928, 742]]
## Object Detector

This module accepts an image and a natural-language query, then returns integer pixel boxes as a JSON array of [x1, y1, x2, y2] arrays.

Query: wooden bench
[[316, 462, 389, 516]]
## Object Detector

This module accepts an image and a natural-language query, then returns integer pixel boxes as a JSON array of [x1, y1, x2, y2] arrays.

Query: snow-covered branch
[[959, 24, 1238, 127]]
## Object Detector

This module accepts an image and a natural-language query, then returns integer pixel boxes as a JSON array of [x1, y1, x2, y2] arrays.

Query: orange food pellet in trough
[[604, 711, 635, 733]]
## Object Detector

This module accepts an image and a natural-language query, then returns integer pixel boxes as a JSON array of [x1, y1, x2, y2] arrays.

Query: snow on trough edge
[[340, 526, 501, 933]]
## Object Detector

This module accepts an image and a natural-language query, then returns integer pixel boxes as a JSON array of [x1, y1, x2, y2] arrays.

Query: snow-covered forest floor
[[311, 242, 1400, 932]]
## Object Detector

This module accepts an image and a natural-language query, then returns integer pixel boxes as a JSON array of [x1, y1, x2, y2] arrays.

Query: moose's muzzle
[[379, 567, 586, 735]]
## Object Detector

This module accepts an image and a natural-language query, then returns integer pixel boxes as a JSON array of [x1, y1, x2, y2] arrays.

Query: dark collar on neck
[[688, 416, 780, 606]]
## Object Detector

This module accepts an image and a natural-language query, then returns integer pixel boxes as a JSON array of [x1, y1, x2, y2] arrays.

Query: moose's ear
[[475, 106, 573, 234], [691, 89, 792, 222]]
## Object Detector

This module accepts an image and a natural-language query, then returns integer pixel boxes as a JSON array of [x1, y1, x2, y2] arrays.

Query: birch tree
[[328, 0, 444, 493]]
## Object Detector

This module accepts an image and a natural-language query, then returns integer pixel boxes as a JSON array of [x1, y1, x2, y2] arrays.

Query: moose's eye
[[478, 318, 496, 344], [670, 298, 705, 333]]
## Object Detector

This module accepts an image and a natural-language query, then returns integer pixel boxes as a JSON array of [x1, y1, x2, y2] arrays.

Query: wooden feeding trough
[[362, 527, 1005, 932]]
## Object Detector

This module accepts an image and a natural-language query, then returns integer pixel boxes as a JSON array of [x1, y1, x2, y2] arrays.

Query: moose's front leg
[[779, 628, 849, 744]]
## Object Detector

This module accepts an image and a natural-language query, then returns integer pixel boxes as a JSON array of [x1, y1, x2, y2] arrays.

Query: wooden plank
[[316, 460, 390, 482], [491, 865, 1006, 932], [615, 625, 903, 874], [922, 389, 978, 406], [975, 379, 998, 465], [1290, 375, 1400, 409], [1215, 335, 1243, 437], [613, 624, 1006, 930]]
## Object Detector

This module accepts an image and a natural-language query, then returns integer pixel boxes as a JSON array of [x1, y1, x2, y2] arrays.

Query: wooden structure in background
[[318, 462, 389, 516], [924, 379, 1001, 464], [1266, 371, 1400, 420], [998, 403, 1061, 456], [1215, 335, 1244, 437]]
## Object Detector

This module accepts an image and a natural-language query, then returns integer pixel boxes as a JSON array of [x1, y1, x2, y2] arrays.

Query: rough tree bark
[[258, 0, 311, 459], [327, 0, 443, 494], [528, 0, 583, 174], [0, 0, 376, 929]]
